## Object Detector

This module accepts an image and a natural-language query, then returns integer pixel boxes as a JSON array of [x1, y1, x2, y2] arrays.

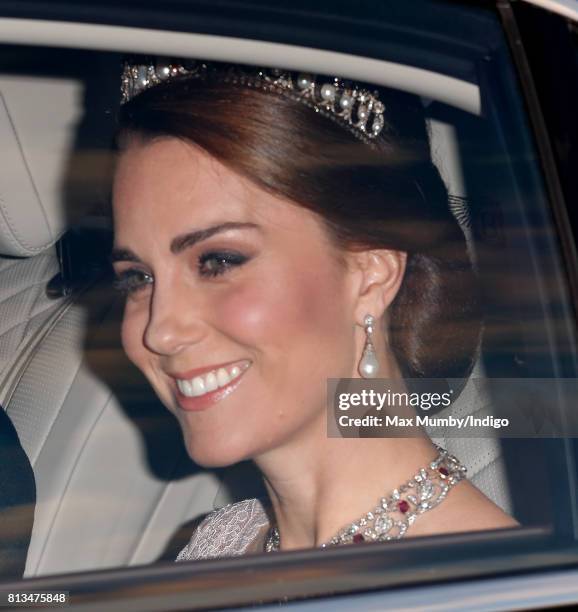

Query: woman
[[111, 59, 518, 559]]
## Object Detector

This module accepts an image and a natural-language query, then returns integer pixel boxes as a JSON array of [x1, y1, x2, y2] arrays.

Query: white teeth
[[204, 372, 218, 392], [216, 368, 231, 386], [176, 361, 249, 398], [191, 377, 206, 397], [180, 379, 193, 396]]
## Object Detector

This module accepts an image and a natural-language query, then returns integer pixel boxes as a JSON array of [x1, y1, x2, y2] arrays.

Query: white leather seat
[[0, 71, 513, 578], [0, 74, 227, 576], [425, 115, 512, 514]]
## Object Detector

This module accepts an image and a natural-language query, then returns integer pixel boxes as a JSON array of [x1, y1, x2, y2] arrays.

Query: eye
[[113, 269, 154, 295], [198, 250, 249, 278]]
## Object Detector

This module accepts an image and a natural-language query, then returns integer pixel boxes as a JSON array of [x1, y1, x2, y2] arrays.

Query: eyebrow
[[170, 222, 259, 254], [110, 248, 141, 264], [110, 221, 259, 264]]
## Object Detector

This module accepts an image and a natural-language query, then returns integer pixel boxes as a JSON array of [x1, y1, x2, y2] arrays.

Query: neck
[[255, 419, 438, 551], [255, 338, 434, 551]]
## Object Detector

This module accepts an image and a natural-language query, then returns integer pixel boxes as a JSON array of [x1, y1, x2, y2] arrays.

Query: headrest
[[0, 76, 83, 257]]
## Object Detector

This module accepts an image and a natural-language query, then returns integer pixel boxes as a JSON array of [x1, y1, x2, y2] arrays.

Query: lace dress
[[176, 498, 272, 561]]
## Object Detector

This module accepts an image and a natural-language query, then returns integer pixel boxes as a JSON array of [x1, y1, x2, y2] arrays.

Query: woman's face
[[112, 136, 363, 467]]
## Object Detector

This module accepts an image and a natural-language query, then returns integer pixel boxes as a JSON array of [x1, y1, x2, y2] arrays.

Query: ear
[[346, 249, 407, 325]]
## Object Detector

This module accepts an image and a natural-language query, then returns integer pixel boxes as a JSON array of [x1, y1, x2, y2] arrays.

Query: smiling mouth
[[173, 360, 251, 398]]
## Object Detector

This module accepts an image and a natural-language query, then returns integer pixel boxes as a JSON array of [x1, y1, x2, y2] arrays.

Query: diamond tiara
[[120, 59, 386, 144]]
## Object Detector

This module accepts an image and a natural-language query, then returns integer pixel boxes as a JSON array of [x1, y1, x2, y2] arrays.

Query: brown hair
[[117, 71, 481, 379]]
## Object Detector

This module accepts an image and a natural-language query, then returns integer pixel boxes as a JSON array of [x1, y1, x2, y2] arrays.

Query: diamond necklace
[[264, 445, 466, 552]]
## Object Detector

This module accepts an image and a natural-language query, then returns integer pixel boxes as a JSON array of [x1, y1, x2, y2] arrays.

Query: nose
[[143, 280, 207, 356]]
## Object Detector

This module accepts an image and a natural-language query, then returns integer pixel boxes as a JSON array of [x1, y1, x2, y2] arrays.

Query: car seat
[[0, 72, 229, 577]]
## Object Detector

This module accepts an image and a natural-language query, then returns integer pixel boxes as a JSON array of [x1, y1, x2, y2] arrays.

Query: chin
[[183, 435, 254, 468]]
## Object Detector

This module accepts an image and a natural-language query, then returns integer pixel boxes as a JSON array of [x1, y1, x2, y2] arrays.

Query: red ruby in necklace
[[352, 533, 365, 543], [397, 500, 410, 513], [438, 466, 449, 478]]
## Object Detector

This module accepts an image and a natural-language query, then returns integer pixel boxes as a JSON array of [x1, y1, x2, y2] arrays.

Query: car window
[[0, 1, 577, 609]]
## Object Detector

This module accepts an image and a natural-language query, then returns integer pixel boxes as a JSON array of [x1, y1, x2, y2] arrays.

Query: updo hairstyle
[[117, 66, 482, 380]]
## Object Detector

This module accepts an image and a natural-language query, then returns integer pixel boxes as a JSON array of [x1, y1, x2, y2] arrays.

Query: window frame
[[1, 0, 578, 609]]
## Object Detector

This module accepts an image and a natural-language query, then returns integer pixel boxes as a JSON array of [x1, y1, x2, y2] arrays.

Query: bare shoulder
[[408, 479, 519, 538]]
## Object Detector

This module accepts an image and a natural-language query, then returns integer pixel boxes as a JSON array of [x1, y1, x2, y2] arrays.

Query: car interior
[[0, 32, 570, 581]]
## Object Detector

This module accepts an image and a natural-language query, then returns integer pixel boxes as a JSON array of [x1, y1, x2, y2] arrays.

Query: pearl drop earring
[[358, 314, 380, 378]]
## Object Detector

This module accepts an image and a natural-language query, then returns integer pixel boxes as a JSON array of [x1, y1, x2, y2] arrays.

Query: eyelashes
[[113, 250, 250, 295], [112, 269, 154, 295], [198, 250, 249, 278]]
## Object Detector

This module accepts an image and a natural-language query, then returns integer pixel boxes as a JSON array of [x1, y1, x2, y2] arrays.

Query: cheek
[[214, 262, 349, 348], [213, 282, 284, 346]]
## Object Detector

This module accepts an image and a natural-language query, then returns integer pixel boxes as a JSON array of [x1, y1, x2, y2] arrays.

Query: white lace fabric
[[176, 498, 271, 561]]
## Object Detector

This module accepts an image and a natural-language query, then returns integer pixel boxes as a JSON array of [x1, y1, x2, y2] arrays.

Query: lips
[[170, 359, 251, 411]]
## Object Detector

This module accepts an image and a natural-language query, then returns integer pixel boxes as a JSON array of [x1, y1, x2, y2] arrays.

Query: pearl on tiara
[[120, 59, 387, 145]]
